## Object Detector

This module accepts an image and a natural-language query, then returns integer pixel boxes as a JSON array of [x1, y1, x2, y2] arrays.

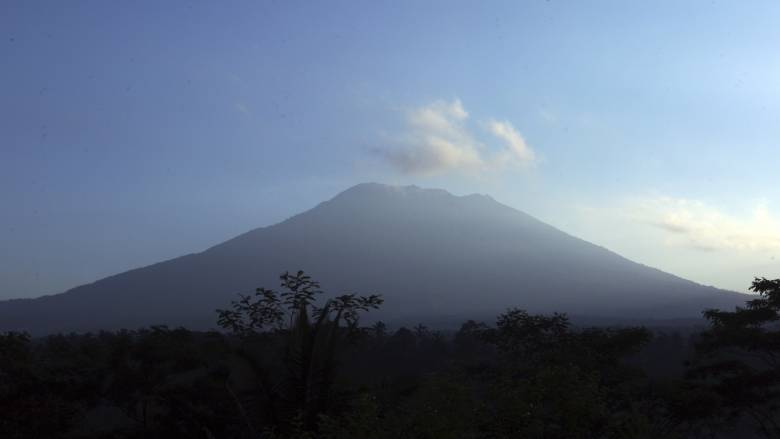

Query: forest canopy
[[1, 273, 778, 438]]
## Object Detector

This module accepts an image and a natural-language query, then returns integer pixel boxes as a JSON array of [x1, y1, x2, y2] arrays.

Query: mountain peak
[[334, 182, 449, 198], [331, 182, 493, 205], [0, 182, 748, 334]]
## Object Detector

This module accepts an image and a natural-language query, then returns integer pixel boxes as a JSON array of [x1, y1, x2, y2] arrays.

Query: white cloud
[[385, 99, 483, 174], [488, 120, 536, 165], [378, 99, 536, 175], [629, 197, 780, 252]]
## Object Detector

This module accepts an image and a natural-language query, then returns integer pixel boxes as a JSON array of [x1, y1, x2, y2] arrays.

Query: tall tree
[[217, 270, 382, 435], [689, 277, 780, 437]]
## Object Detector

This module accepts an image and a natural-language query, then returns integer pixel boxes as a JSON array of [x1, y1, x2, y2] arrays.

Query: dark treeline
[[2, 272, 779, 438]]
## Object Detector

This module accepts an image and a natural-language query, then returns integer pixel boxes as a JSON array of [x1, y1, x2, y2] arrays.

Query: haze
[[3, 1, 780, 300]]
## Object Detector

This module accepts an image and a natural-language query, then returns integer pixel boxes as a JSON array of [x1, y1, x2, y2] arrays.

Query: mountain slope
[[0, 183, 748, 334]]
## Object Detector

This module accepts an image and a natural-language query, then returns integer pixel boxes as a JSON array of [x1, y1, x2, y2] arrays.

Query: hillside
[[0, 183, 748, 334]]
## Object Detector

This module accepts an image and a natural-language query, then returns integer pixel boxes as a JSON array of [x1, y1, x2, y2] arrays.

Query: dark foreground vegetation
[[2, 272, 779, 438]]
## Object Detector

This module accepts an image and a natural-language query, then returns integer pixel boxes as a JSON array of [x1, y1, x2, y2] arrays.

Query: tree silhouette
[[216, 270, 382, 435], [688, 277, 780, 437], [475, 308, 653, 438]]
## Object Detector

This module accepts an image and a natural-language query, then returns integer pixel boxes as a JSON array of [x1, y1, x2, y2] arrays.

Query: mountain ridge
[[0, 183, 748, 334]]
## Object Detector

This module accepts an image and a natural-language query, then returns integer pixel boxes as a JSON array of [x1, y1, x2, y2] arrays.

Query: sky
[[2, 0, 780, 299]]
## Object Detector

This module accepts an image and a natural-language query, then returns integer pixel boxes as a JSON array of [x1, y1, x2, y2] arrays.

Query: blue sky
[[2, 1, 780, 298]]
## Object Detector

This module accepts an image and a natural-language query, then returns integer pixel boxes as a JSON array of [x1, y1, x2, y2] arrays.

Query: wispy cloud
[[381, 99, 483, 175], [487, 120, 536, 165], [629, 197, 780, 252], [377, 99, 536, 175]]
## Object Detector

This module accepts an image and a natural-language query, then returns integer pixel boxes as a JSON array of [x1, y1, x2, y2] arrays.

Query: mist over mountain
[[0, 183, 747, 334]]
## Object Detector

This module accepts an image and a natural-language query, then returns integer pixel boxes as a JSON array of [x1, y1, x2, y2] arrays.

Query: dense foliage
[[1, 272, 778, 438], [685, 278, 780, 437]]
